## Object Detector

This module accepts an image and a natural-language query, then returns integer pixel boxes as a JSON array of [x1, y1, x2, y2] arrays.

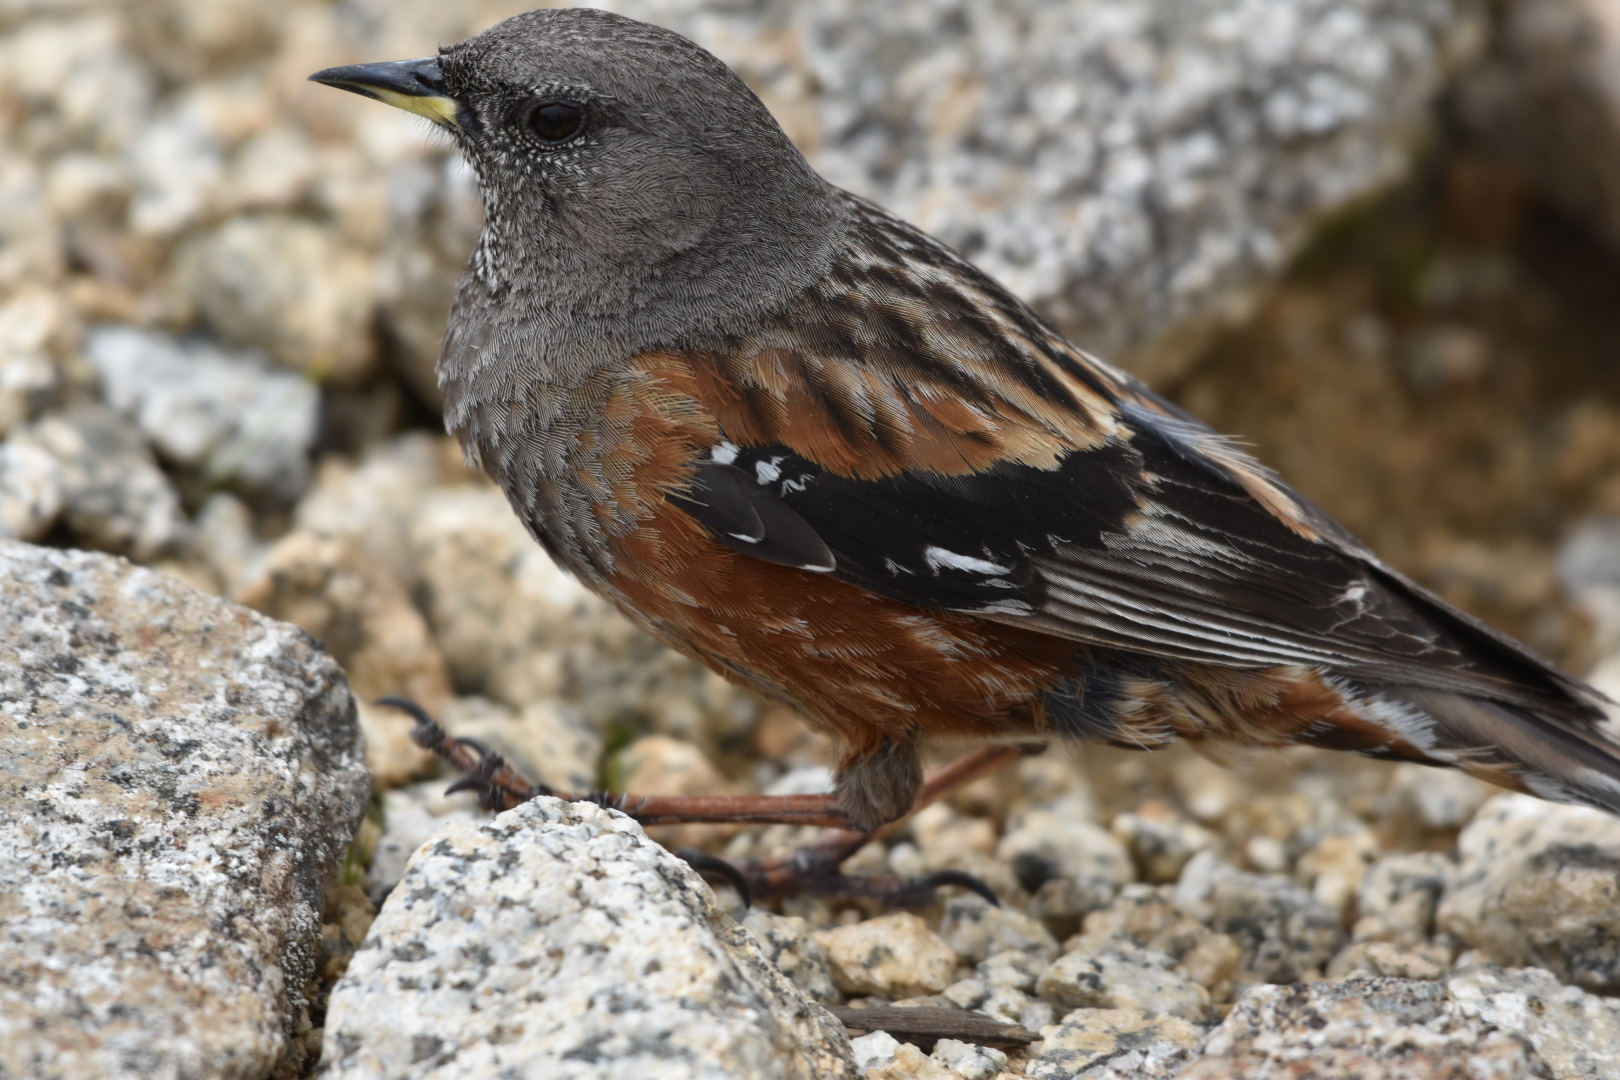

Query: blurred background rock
[[9, 0, 1620, 1069]]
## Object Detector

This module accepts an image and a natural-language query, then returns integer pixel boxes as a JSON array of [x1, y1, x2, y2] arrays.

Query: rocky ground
[[8, 0, 1620, 1078]]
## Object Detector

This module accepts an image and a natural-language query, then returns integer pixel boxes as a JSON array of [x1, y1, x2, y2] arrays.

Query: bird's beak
[[308, 57, 460, 129]]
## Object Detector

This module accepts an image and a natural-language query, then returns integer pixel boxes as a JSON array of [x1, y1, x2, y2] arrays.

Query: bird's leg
[[383, 696, 1033, 907], [721, 743, 1033, 909]]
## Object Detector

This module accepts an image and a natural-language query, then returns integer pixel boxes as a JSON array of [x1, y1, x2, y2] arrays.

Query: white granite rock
[[929, 1039, 1007, 1080], [1195, 863, 1346, 983], [290, 434, 464, 582], [1111, 802, 1217, 885], [1182, 976, 1552, 1078], [323, 796, 854, 1080], [742, 909, 841, 1005], [0, 541, 370, 1080], [1037, 942, 1211, 1021], [11, 405, 189, 559], [849, 1030, 903, 1073], [0, 286, 70, 437], [1447, 964, 1620, 1080], [366, 781, 485, 907], [1438, 793, 1620, 993], [0, 436, 63, 541], [1025, 1008, 1204, 1080], [86, 324, 319, 502], [1352, 851, 1453, 947], [815, 911, 960, 999], [998, 795, 1134, 909], [176, 214, 378, 385], [937, 895, 1059, 965]]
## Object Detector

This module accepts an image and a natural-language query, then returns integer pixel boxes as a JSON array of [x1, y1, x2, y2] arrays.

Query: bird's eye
[[528, 100, 585, 144]]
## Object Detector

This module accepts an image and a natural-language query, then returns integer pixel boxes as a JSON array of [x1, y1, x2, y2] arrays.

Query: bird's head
[[311, 7, 840, 329]]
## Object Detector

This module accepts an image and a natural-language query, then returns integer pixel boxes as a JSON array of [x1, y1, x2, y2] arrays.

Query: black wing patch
[[681, 439, 1146, 614], [668, 461, 835, 571], [672, 425, 1594, 715]]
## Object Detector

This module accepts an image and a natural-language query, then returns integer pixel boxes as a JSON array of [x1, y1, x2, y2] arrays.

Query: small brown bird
[[314, 9, 1620, 880]]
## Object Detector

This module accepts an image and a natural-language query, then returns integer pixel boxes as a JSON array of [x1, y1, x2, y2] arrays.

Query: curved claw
[[376, 696, 444, 750], [673, 848, 754, 909], [448, 735, 502, 764], [908, 870, 1001, 908]]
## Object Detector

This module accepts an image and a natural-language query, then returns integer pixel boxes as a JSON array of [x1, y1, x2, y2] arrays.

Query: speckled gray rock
[[366, 780, 484, 907], [0, 541, 370, 1080], [1437, 793, 1620, 993], [929, 1039, 1007, 1080], [1037, 940, 1211, 1021], [10, 405, 189, 559], [997, 795, 1133, 912], [1447, 965, 1620, 1080], [86, 325, 319, 502], [1197, 864, 1346, 983], [1025, 1008, 1204, 1080], [1181, 976, 1553, 1079], [782, 0, 1481, 371], [1352, 851, 1453, 946], [815, 911, 960, 999], [0, 436, 63, 541], [322, 796, 854, 1080], [937, 894, 1059, 964], [742, 909, 841, 1005], [175, 214, 377, 385]]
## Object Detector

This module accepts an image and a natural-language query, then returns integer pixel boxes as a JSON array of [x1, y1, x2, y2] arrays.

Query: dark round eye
[[528, 100, 585, 144]]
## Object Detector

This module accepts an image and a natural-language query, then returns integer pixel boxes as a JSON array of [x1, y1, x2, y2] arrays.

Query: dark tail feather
[[1384, 685, 1620, 815]]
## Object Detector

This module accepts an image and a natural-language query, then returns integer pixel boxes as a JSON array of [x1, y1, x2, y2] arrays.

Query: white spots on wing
[[725, 531, 761, 544], [711, 441, 740, 465], [755, 456, 785, 484], [925, 545, 1012, 576], [975, 598, 1036, 616], [1337, 581, 1369, 607]]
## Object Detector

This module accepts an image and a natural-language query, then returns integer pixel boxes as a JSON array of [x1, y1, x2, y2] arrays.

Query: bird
[[312, 9, 1620, 860]]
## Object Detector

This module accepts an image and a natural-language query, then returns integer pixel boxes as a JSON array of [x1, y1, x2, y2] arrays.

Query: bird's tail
[[1380, 685, 1620, 814]]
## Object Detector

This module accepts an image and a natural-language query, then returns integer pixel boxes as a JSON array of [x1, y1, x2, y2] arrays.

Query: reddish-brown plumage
[[594, 350, 1079, 772], [555, 341, 1605, 822]]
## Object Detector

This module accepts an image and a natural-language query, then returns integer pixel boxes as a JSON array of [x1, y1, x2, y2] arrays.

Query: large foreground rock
[[322, 796, 854, 1080], [0, 541, 370, 1080]]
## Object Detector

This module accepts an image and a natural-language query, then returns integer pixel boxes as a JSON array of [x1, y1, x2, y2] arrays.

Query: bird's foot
[[381, 696, 1029, 908]]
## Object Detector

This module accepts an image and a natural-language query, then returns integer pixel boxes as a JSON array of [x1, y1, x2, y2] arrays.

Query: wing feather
[[660, 194, 1605, 727]]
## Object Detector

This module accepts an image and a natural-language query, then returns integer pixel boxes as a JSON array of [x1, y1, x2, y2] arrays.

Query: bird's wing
[[671, 196, 1601, 722]]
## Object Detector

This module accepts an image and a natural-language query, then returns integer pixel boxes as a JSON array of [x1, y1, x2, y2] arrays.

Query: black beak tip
[[305, 57, 447, 98]]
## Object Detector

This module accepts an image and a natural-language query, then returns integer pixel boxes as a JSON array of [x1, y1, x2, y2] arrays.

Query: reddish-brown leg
[[382, 696, 1034, 907]]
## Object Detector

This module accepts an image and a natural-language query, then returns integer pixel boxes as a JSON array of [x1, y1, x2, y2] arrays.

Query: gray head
[[312, 8, 846, 355]]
